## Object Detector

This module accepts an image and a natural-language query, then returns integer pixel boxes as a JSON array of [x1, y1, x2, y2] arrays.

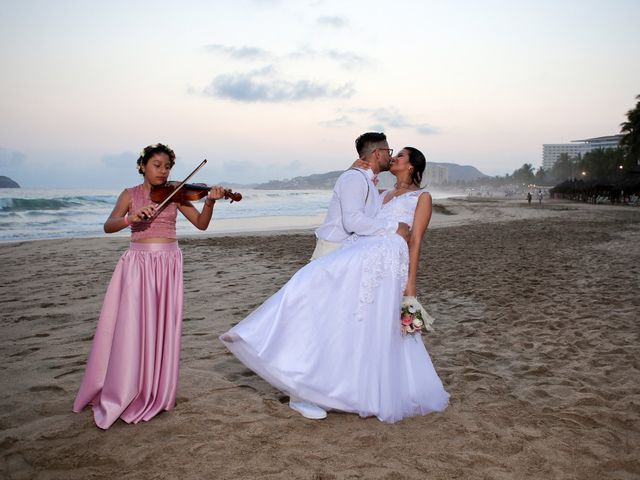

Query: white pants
[[310, 238, 341, 261]]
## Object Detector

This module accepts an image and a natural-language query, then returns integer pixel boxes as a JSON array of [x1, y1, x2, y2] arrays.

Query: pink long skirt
[[73, 242, 183, 429]]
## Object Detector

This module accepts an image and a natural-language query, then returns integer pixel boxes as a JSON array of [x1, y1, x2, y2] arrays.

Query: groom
[[310, 132, 410, 260], [290, 132, 410, 420]]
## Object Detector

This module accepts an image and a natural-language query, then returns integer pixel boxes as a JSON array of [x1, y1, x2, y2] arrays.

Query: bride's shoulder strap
[[410, 189, 431, 202]]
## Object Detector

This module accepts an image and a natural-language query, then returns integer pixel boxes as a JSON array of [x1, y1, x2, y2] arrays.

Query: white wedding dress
[[221, 190, 449, 423]]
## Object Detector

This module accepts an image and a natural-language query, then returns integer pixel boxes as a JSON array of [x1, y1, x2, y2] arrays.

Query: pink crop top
[[128, 185, 177, 241]]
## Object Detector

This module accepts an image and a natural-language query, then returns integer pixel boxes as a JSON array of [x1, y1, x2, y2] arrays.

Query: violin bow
[[152, 159, 208, 215]]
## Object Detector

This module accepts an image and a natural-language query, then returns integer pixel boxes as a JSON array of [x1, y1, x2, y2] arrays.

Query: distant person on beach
[[73, 143, 227, 429], [538, 189, 543, 204], [221, 145, 449, 423], [310, 132, 409, 260], [527, 192, 532, 204]]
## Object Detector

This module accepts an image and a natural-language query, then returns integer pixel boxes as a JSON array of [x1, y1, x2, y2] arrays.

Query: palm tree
[[513, 163, 535, 185], [620, 94, 640, 165], [535, 167, 547, 184], [550, 153, 574, 181]]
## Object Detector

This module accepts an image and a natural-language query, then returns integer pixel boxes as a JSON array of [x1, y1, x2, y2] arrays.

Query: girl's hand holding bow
[[129, 204, 157, 223]]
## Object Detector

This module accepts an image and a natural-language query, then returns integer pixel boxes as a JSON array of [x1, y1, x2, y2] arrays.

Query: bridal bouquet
[[401, 296, 435, 336]]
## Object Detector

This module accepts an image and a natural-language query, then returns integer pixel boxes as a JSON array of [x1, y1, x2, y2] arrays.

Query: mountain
[[430, 162, 488, 182], [253, 163, 488, 190], [254, 171, 343, 190], [0, 176, 20, 188]]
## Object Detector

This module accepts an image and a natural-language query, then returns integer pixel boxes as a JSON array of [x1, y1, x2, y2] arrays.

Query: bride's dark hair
[[405, 147, 426, 186]]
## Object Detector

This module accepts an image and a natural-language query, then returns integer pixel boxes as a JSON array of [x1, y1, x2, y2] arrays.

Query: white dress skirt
[[221, 190, 449, 423]]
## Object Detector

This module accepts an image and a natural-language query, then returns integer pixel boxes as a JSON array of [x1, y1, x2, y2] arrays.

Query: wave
[[0, 198, 81, 212], [62, 195, 117, 204], [264, 191, 313, 198], [0, 195, 117, 212]]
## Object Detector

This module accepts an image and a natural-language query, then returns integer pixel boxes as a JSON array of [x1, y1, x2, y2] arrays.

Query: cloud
[[326, 49, 366, 67], [371, 108, 414, 129], [202, 44, 270, 60], [370, 108, 439, 136], [325, 107, 439, 136], [317, 15, 348, 28], [0, 148, 26, 168], [415, 125, 439, 135], [288, 47, 368, 70], [200, 66, 355, 103], [203, 42, 368, 70], [320, 115, 354, 128]]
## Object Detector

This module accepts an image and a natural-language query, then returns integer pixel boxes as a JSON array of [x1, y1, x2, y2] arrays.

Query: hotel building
[[542, 134, 623, 170], [424, 163, 449, 184]]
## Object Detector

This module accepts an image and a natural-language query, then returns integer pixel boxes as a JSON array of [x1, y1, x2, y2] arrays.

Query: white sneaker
[[220, 332, 240, 343], [289, 398, 327, 420]]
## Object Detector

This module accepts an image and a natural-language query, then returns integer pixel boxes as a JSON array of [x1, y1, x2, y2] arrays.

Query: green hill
[[0, 176, 20, 188]]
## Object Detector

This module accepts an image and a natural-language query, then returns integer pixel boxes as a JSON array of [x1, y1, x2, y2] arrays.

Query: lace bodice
[[377, 190, 426, 228], [341, 189, 428, 320]]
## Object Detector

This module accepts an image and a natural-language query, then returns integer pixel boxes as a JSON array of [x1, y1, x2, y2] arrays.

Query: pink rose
[[401, 314, 413, 326]]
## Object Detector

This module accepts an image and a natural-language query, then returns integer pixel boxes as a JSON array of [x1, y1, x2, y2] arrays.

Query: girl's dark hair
[[137, 143, 176, 174], [405, 146, 426, 186]]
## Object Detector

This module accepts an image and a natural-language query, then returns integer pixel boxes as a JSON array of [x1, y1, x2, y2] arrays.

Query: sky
[[1, 0, 639, 188]]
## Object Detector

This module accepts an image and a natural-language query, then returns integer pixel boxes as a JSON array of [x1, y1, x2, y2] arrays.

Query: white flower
[[408, 305, 417, 313], [413, 318, 423, 327]]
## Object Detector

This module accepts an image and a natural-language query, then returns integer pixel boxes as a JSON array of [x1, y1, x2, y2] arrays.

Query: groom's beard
[[379, 159, 391, 172]]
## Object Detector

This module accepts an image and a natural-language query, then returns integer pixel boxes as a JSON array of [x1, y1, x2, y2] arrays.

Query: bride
[[221, 147, 449, 423]]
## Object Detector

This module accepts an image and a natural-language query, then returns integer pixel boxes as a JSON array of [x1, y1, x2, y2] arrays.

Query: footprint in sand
[[28, 385, 65, 393], [53, 368, 81, 379], [9, 347, 39, 358]]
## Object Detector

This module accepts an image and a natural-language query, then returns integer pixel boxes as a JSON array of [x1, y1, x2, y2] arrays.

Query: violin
[[150, 182, 242, 204]]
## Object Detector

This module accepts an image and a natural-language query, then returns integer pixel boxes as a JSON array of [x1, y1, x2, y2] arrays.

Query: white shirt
[[315, 168, 398, 243]]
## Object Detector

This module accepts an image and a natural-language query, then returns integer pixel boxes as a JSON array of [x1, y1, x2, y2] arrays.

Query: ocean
[[0, 187, 452, 242], [0, 188, 336, 242]]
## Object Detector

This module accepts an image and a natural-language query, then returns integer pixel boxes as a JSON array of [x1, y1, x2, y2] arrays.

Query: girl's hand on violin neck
[[208, 186, 226, 201], [130, 204, 157, 222]]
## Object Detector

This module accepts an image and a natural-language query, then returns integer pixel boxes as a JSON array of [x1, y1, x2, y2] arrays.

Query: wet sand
[[1, 198, 639, 479]]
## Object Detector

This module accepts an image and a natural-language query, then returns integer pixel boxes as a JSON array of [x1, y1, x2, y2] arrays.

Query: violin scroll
[[223, 189, 242, 203]]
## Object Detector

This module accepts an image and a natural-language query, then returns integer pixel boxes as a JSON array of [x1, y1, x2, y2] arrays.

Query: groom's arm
[[337, 171, 399, 237]]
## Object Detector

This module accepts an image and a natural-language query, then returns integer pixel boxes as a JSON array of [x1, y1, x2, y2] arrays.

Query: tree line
[[451, 94, 640, 189]]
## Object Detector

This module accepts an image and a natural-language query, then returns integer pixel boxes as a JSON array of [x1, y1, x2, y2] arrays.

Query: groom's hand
[[396, 222, 410, 243]]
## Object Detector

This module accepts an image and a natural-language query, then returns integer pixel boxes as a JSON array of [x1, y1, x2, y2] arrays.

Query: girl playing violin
[[73, 143, 225, 429]]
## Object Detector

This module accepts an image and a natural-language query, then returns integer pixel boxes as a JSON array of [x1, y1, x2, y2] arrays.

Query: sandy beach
[[1, 197, 639, 479]]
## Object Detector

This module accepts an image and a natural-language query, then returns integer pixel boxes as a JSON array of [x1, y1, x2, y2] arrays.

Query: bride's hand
[[350, 158, 371, 170], [403, 286, 417, 296], [396, 222, 410, 243]]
